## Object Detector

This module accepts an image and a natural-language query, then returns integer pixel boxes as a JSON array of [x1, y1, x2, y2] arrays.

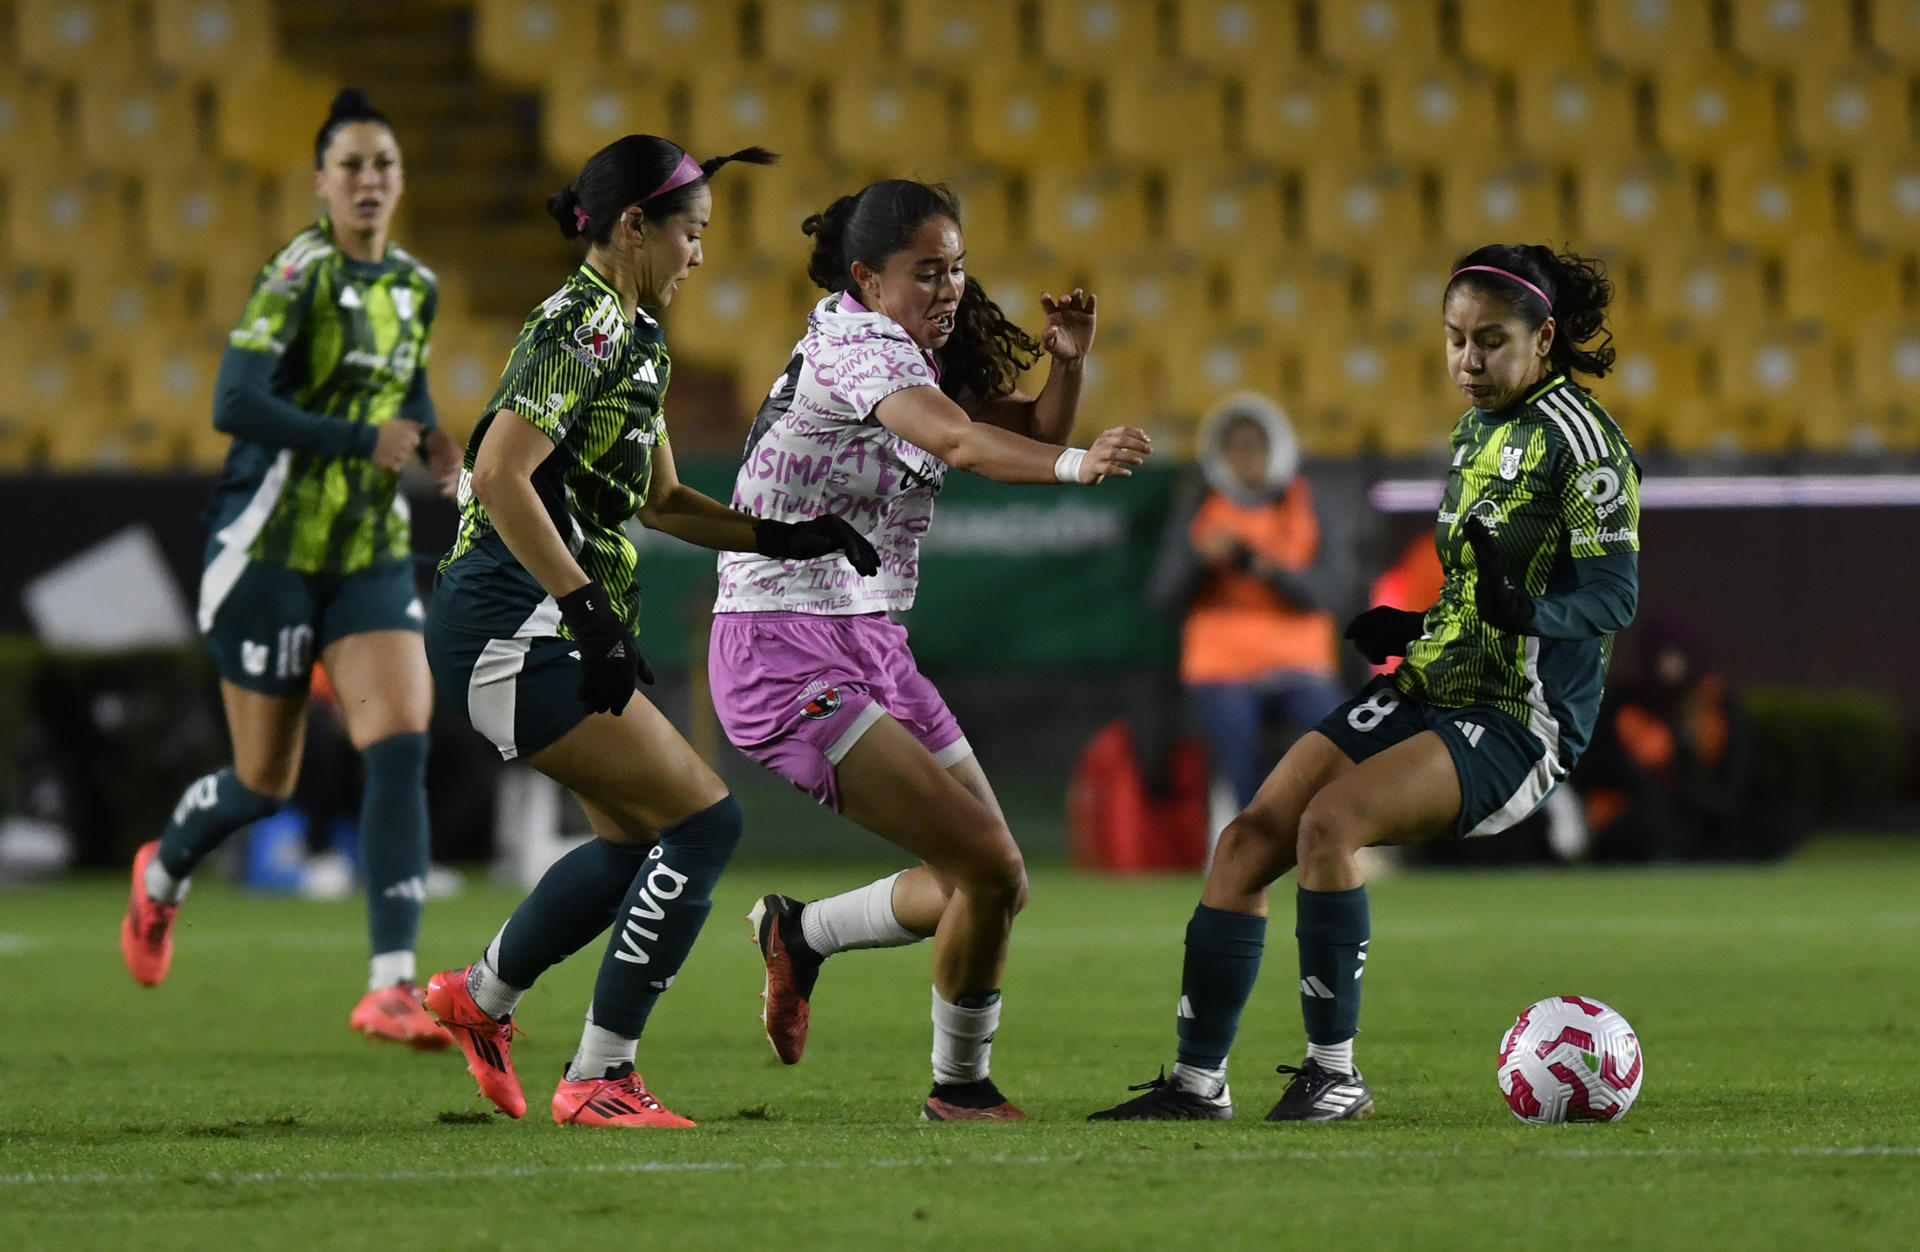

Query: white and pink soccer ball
[[1497, 995, 1644, 1123]]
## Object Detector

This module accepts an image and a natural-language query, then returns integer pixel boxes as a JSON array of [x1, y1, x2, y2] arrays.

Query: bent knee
[[956, 833, 1026, 910], [1295, 796, 1368, 865]]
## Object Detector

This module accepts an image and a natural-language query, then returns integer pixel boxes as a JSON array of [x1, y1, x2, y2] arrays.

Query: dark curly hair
[[803, 179, 1039, 404], [1444, 243, 1616, 379], [546, 136, 777, 245]]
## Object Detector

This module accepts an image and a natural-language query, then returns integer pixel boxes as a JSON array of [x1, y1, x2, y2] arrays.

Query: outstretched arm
[[876, 384, 1150, 485]]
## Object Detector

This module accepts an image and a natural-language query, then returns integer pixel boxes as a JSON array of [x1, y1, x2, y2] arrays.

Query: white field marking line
[[0, 934, 43, 954], [5, 1143, 1918, 1189]]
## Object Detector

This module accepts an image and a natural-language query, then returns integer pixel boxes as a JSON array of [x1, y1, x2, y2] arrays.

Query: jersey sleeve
[[827, 332, 939, 421], [1557, 430, 1640, 559], [489, 322, 598, 445], [226, 251, 319, 361]]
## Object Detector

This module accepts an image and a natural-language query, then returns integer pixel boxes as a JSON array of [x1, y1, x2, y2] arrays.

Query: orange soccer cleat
[[120, 841, 179, 987], [748, 894, 823, 1065], [349, 983, 454, 1050], [552, 1065, 696, 1128], [922, 1077, 1029, 1122], [423, 966, 526, 1118]]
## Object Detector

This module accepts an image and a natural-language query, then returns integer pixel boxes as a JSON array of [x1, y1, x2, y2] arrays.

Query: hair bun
[[546, 185, 584, 240], [328, 88, 376, 120]]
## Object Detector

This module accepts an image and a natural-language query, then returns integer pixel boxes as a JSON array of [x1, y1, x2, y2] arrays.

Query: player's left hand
[[1039, 288, 1097, 363], [756, 515, 882, 576], [1462, 516, 1535, 633], [422, 427, 464, 499]]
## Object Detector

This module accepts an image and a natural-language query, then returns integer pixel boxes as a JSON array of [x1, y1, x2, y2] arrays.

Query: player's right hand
[[558, 580, 653, 717], [371, 419, 424, 472], [1342, 606, 1427, 664], [1081, 426, 1154, 482]]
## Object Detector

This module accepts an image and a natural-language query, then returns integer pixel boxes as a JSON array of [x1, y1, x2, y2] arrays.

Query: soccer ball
[[1496, 995, 1643, 1123]]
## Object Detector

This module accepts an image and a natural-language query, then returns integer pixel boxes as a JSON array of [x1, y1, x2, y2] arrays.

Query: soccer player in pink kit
[[710, 179, 1153, 1120]]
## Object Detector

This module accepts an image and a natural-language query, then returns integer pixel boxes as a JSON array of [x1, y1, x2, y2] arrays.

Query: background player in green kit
[[1090, 244, 1639, 1124], [418, 135, 876, 1127], [120, 90, 465, 1050]]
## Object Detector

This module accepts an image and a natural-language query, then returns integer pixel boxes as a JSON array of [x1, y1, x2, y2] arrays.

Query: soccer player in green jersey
[[1090, 244, 1639, 1123], [418, 135, 876, 1127], [121, 90, 465, 1048]]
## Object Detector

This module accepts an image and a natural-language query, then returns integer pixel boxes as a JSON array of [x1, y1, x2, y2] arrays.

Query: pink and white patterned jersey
[[715, 293, 948, 615]]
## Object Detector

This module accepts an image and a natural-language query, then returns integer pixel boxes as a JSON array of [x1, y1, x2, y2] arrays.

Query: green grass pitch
[[4, 838, 1918, 1250]]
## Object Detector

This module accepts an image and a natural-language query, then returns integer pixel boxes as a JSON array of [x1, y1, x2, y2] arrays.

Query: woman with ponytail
[[1090, 243, 1641, 1125], [717, 178, 1154, 1121], [418, 135, 876, 1129], [121, 89, 464, 1050]]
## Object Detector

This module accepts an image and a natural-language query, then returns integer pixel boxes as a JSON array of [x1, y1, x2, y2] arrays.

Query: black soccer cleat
[[1086, 1069, 1234, 1121], [1265, 1058, 1375, 1122], [922, 1077, 1028, 1121], [748, 893, 824, 1064]]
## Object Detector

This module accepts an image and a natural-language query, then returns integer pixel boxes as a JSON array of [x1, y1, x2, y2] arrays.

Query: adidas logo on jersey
[[1455, 720, 1485, 747], [632, 358, 659, 384]]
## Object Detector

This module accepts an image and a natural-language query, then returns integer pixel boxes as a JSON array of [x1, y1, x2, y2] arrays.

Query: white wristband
[[1053, 447, 1088, 484]]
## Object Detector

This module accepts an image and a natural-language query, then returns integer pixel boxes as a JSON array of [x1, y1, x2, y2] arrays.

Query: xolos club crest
[[798, 680, 842, 720]]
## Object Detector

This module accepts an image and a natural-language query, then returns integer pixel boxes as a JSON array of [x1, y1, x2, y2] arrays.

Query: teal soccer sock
[[358, 732, 431, 963], [156, 767, 281, 882], [1296, 885, 1370, 1045], [489, 837, 656, 988], [585, 796, 744, 1046], [1174, 904, 1268, 1071]]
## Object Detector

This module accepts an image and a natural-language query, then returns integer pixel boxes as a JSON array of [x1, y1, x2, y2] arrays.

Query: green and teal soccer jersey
[[210, 220, 438, 576], [439, 263, 670, 637], [1396, 374, 1641, 764]]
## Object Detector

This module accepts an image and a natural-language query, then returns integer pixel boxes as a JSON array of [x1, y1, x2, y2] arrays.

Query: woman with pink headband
[[418, 135, 878, 1128], [1092, 242, 1640, 1124]]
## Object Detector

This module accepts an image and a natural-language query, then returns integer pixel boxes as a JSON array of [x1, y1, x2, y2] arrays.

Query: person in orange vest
[[1149, 393, 1345, 811]]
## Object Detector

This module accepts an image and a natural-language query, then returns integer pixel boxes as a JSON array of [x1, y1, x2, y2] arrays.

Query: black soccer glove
[[1462, 516, 1535, 633], [558, 580, 653, 717], [755, 516, 881, 576], [1342, 606, 1427, 664]]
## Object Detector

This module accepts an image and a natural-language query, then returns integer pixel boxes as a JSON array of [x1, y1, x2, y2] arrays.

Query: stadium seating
[[759, 0, 885, 68], [1162, 163, 1286, 266], [1437, 163, 1562, 254], [825, 73, 955, 166], [898, 0, 1025, 70], [1728, 0, 1859, 69], [1377, 66, 1502, 164], [540, 76, 676, 174], [1035, 0, 1162, 72], [1590, 0, 1718, 71], [1714, 151, 1837, 250], [1174, 0, 1303, 70], [1026, 165, 1152, 270], [1455, 0, 1583, 72], [472, 0, 597, 89], [1512, 66, 1640, 163], [150, 0, 273, 80], [1652, 61, 1778, 162], [1299, 164, 1422, 257], [1792, 64, 1906, 161], [1849, 154, 1920, 247], [1102, 72, 1230, 163], [15, 0, 134, 76], [1316, 0, 1444, 68], [617, 0, 742, 70], [1240, 67, 1366, 165]]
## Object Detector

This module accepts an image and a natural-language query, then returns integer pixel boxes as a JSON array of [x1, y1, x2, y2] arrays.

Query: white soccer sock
[[368, 950, 415, 991], [466, 931, 526, 1021], [800, 870, 919, 957], [1170, 1062, 1228, 1099], [930, 988, 1001, 1085], [566, 1011, 638, 1082], [1306, 1039, 1356, 1075], [143, 857, 189, 906]]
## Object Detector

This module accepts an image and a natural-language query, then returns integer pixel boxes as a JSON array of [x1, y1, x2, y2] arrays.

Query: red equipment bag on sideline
[[1067, 720, 1209, 872]]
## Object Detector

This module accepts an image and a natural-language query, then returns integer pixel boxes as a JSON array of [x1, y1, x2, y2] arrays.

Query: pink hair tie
[[573, 204, 590, 231], [1450, 265, 1553, 313]]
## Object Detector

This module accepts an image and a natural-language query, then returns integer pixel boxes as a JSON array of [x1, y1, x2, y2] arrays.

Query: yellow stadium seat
[[75, 77, 200, 174], [1176, 0, 1303, 70], [1163, 164, 1284, 265], [1363, 249, 1454, 336], [1642, 249, 1770, 336], [126, 331, 221, 437], [14, 344, 115, 469], [217, 66, 336, 168], [67, 269, 195, 340], [473, 0, 598, 89], [424, 316, 519, 443], [139, 172, 256, 269], [1299, 164, 1422, 256], [3, 171, 125, 269], [963, 70, 1090, 165], [1590, 0, 1717, 71], [1714, 326, 1839, 448], [760, 0, 884, 65], [899, 0, 1025, 69], [1652, 61, 1777, 162], [1241, 68, 1364, 164], [1869, 0, 1920, 63], [1729, 0, 1857, 69], [945, 165, 1018, 269], [151, 0, 273, 78], [1298, 333, 1438, 454], [0, 75, 66, 174], [1036, 0, 1161, 71], [1850, 314, 1920, 417], [1103, 72, 1228, 163], [1317, 0, 1443, 67], [1779, 238, 1906, 329], [824, 74, 955, 165], [1437, 164, 1561, 254], [664, 259, 809, 376], [1600, 323, 1704, 447], [1794, 65, 1906, 161], [198, 237, 271, 326], [1850, 153, 1920, 246], [1377, 67, 1501, 164], [1715, 152, 1836, 249], [738, 161, 861, 261], [1456, 0, 1582, 71], [1513, 66, 1639, 163], [682, 72, 818, 165], [618, 0, 744, 70], [1155, 321, 1286, 420], [1577, 160, 1696, 254], [1229, 256, 1356, 337], [1090, 260, 1211, 340], [541, 77, 676, 176], [1025, 166, 1151, 269], [16, 0, 132, 76]]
